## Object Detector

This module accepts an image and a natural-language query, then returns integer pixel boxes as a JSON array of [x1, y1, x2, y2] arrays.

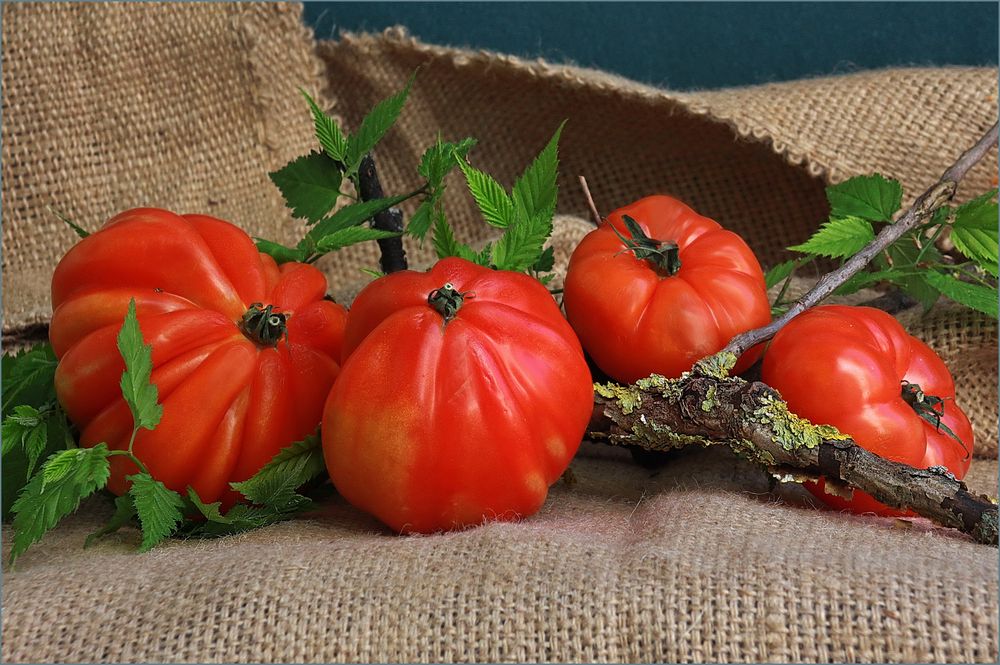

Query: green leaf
[[300, 89, 348, 163], [2, 344, 58, 414], [1, 405, 50, 476], [254, 238, 308, 265], [826, 174, 903, 222], [763, 260, 798, 290], [491, 210, 553, 272], [48, 205, 89, 238], [230, 435, 325, 511], [511, 121, 564, 223], [304, 192, 413, 250], [185, 487, 231, 523], [951, 189, 998, 272], [315, 227, 402, 253], [430, 208, 476, 262], [10, 444, 111, 564], [407, 198, 436, 241], [117, 299, 162, 432], [359, 268, 386, 279], [269, 151, 345, 223], [418, 137, 477, 187], [788, 216, 875, 259], [128, 472, 184, 552], [345, 74, 415, 173], [181, 504, 283, 538], [833, 269, 903, 296], [85, 494, 137, 548], [459, 161, 515, 229], [924, 271, 999, 318], [532, 245, 556, 273]]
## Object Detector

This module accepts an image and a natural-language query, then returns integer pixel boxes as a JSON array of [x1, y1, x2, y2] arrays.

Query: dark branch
[[357, 154, 408, 274], [721, 121, 999, 358]]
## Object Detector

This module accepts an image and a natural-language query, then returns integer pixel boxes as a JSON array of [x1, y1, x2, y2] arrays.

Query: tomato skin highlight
[[323, 257, 594, 534], [50, 208, 346, 504], [761, 305, 974, 515], [563, 195, 771, 383]]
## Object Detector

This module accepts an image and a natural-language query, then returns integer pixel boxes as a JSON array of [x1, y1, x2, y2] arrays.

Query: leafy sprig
[[768, 175, 998, 318]]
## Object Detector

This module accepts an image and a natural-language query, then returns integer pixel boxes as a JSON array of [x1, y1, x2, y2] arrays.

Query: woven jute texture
[[3, 447, 998, 664], [2, 4, 999, 663]]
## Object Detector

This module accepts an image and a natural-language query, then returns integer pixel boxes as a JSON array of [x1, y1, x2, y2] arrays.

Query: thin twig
[[357, 154, 408, 274], [578, 175, 604, 226], [721, 121, 998, 359]]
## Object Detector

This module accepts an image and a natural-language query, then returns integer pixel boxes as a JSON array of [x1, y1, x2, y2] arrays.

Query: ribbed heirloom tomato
[[563, 195, 771, 382], [762, 305, 974, 515], [322, 257, 594, 533], [50, 208, 347, 505]]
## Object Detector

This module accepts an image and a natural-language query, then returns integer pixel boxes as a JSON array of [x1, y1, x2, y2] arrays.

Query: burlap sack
[[2, 3, 998, 663]]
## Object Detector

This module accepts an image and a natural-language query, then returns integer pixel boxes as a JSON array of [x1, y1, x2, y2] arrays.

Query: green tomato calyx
[[428, 283, 471, 322], [239, 302, 288, 347], [611, 214, 681, 277], [900, 381, 969, 460]]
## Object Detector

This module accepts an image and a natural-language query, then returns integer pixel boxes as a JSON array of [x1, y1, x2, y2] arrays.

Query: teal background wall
[[304, 2, 999, 90]]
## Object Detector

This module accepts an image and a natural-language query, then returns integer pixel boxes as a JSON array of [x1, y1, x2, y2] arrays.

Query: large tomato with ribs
[[762, 305, 974, 515], [322, 257, 594, 533], [50, 208, 346, 505]]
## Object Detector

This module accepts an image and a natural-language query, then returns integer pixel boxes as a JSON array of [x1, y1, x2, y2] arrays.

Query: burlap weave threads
[[1, 3, 998, 663]]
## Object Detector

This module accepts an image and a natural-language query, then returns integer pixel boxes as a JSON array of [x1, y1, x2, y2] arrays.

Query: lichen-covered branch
[[357, 154, 408, 274], [590, 372, 998, 545], [721, 121, 999, 360]]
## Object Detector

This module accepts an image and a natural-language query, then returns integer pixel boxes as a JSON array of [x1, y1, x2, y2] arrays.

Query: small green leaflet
[[511, 121, 564, 224], [254, 238, 308, 265], [418, 137, 477, 187], [9, 444, 111, 564], [269, 151, 345, 224], [950, 189, 999, 275], [2, 405, 49, 476], [344, 74, 415, 174], [117, 299, 162, 432], [924, 271, 998, 318], [763, 260, 798, 290], [788, 216, 875, 258], [432, 208, 478, 262], [532, 246, 556, 273], [85, 494, 137, 548], [490, 210, 553, 273], [408, 198, 437, 241], [316, 227, 402, 253], [129, 472, 185, 552], [2, 344, 58, 413], [230, 435, 326, 511], [300, 88, 348, 163], [305, 192, 413, 246], [826, 173, 903, 222], [459, 160, 515, 228]]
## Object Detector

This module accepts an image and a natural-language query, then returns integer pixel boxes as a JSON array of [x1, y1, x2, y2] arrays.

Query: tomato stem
[[427, 283, 468, 322], [612, 215, 682, 277], [900, 381, 969, 459], [239, 303, 288, 347]]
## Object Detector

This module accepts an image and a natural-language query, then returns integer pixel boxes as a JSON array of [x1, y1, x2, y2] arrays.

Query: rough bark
[[357, 154, 407, 274]]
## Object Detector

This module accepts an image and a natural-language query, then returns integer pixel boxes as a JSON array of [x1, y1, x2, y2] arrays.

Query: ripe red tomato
[[50, 208, 346, 505], [322, 257, 594, 533], [563, 195, 771, 382], [761, 305, 974, 515]]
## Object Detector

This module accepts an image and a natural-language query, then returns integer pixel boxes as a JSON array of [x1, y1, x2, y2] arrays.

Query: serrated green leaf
[[42, 447, 81, 487], [85, 494, 137, 548], [511, 121, 564, 223], [345, 74, 415, 173], [230, 435, 325, 511], [923, 271, 998, 318], [185, 487, 231, 523], [181, 504, 283, 539], [269, 151, 345, 223], [10, 444, 111, 564], [128, 472, 184, 552], [315, 227, 402, 253], [826, 174, 903, 222], [491, 210, 553, 272], [532, 245, 556, 273], [432, 208, 478, 262], [788, 216, 875, 258], [418, 137, 477, 187], [763, 260, 798, 290], [359, 268, 386, 279], [254, 238, 308, 265], [407, 198, 436, 241], [300, 89, 348, 163], [1, 405, 48, 476], [459, 160, 515, 229], [951, 189, 998, 270], [304, 192, 413, 249], [2, 344, 58, 414], [117, 300, 162, 432], [833, 269, 902, 296]]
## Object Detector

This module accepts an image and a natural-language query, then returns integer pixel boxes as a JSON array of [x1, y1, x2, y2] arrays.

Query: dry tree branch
[[358, 154, 408, 274], [578, 176, 604, 227], [589, 122, 1000, 545]]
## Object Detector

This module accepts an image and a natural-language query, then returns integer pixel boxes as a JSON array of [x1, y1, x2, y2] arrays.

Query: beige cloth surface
[[2, 3, 998, 663], [3, 446, 998, 664]]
